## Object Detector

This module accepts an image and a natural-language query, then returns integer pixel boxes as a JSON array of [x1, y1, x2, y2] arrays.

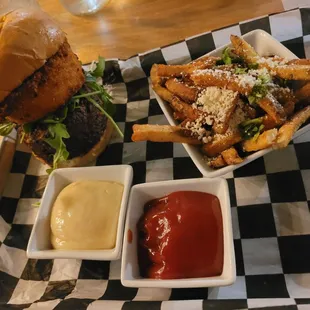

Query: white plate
[[154, 29, 307, 178], [121, 178, 235, 288], [27, 165, 133, 260]]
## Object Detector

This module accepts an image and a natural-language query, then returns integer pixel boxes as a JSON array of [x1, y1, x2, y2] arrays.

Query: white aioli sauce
[[50, 180, 124, 250]]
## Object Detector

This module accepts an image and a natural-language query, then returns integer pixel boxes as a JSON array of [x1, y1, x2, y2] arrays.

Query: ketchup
[[137, 191, 223, 279]]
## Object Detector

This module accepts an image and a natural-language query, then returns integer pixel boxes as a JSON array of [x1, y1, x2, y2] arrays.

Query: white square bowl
[[121, 178, 235, 288], [154, 29, 309, 178], [27, 165, 133, 260]]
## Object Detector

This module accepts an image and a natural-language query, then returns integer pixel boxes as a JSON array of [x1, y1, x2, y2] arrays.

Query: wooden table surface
[[37, 0, 284, 63]]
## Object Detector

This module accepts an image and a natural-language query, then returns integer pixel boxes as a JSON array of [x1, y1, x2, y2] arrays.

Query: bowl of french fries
[[132, 30, 310, 177]]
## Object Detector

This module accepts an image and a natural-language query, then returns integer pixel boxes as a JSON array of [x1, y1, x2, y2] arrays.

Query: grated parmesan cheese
[[194, 68, 257, 89], [213, 101, 246, 141], [195, 86, 238, 124], [237, 74, 257, 88], [257, 56, 288, 68]]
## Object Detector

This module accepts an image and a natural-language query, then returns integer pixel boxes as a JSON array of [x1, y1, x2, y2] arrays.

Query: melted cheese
[[50, 180, 124, 250]]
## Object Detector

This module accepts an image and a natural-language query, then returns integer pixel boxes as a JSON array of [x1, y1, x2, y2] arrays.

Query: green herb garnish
[[274, 77, 288, 87], [222, 47, 233, 65], [84, 80, 116, 117], [248, 63, 259, 70], [44, 123, 70, 172], [239, 118, 264, 141], [234, 67, 247, 74], [215, 59, 225, 65], [81, 94, 122, 138], [247, 72, 272, 105], [0, 121, 15, 136], [91, 56, 105, 77], [216, 47, 244, 66]]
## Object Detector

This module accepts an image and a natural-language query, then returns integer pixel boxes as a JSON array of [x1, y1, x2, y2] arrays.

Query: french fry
[[261, 114, 278, 130], [221, 147, 243, 164], [150, 64, 162, 86], [230, 34, 260, 63], [191, 70, 252, 95], [154, 57, 219, 78], [273, 65, 310, 80], [165, 78, 199, 103], [243, 129, 278, 152], [288, 59, 310, 66], [212, 93, 239, 134], [242, 104, 257, 119], [230, 35, 310, 80], [283, 101, 295, 116], [155, 64, 193, 78], [141, 34, 310, 170], [295, 81, 310, 101], [132, 124, 201, 144], [257, 94, 286, 124], [171, 96, 201, 121], [275, 105, 310, 148], [173, 111, 186, 121], [207, 155, 227, 168], [271, 87, 296, 116], [202, 132, 242, 157], [193, 55, 221, 65], [152, 84, 174, 103]]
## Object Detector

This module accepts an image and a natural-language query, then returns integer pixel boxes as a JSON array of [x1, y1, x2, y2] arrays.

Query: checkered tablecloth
[[1, 7, 310, 310]]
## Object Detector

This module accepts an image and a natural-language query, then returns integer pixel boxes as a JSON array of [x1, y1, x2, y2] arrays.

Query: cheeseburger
[[0, 9, 120, 170]]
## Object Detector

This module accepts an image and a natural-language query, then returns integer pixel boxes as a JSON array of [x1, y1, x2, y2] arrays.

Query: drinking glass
[[59, 0, 110, 15]]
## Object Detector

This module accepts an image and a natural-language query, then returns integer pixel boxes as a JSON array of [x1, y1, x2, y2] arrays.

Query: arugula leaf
[[86, 96, 123, 138], [85, 73, 97, 83], [23, 123, 34, 133], [239, 118, 265, 140], [43, 106, 68, 124], [20, 122, 35, 144], [44, 123, 70, 171], [91, 56, 105, 78], [235, 67, 247, 74], [85, 81, 116, 117], [0, 121, 15, 136], [69, 97, 81, 112]]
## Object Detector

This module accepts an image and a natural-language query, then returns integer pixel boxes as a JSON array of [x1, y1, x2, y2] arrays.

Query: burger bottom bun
[[32, 119, 114, 168]]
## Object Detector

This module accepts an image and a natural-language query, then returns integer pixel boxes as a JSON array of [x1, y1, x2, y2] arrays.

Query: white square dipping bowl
[[121, 177, 235, 288], [27, 165, 133, 260], [154, 29, 308, 178]]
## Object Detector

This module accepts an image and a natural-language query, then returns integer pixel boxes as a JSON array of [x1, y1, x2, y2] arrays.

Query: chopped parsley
[[239, 118, 264, 141], [216, 47, 244, 66], [248, 63, 259, 70], [247, 73, 272, 105], [234, 67, 247, 75]]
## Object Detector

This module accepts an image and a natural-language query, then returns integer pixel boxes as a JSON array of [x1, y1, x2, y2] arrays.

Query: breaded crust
[[1, 40, 85, 124]]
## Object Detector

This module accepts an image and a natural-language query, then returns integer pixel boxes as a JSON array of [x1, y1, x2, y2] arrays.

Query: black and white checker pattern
[[1, 7, 310, 310]]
